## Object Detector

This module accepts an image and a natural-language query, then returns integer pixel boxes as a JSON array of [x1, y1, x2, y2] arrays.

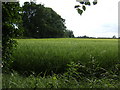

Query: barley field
[[11, 38, 119, 75]]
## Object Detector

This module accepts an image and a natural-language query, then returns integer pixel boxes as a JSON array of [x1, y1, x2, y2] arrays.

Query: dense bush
[[65, 61, 120, 80], [2, 2, 23, 71]]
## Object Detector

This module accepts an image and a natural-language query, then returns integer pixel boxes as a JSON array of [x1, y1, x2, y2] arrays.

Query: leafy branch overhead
[[75, 0, 97, 15]]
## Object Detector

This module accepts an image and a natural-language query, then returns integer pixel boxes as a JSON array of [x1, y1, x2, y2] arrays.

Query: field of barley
[[11, 38, 119, 75]]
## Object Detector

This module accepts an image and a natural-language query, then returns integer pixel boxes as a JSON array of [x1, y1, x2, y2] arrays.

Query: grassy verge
[[2, 71, 120, 88]]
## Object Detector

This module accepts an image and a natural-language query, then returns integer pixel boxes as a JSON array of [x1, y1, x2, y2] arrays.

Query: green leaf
[[74, 5, 80, 8], [93, 0, 97, 5], [77, 8, 83, 15], [93, 2, 97, 5], [80, 2, 84, 4], [82, 5, 86, 11], [85, 2, 91, 6]]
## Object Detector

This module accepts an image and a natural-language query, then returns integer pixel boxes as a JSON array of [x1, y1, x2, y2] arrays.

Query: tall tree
[[22, 2, 69, 38], [22, 2, 38, 37]]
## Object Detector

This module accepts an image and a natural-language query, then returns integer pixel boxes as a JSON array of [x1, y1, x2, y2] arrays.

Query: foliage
[[75, 0, 97, 15], [22, 2, 73, 38], [65, 61, 120, 80], [64, 30, 74, 38], [2, 70, 120, 88], [2, 2, 23, 70]]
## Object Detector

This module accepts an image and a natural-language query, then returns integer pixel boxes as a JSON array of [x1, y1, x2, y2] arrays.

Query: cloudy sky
[[19, 0, 119, 38]]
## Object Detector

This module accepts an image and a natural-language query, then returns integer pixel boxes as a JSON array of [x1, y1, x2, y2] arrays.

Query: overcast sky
[[19, 0, 119, 38]]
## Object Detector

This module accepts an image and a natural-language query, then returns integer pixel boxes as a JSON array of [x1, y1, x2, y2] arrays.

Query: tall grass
[[3, 71, 120, 88], [11, 38, 118, 75]]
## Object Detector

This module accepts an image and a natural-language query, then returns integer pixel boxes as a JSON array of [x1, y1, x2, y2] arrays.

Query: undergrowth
[[3, 60, 120, 88]]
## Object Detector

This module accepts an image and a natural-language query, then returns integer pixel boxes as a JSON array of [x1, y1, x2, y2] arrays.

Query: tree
[[22, 2, 38, 38], [2, 2, 23, 70], [64, 30, 74, 38], [22, 2, 70, 38], [112, 35, 116, 39]]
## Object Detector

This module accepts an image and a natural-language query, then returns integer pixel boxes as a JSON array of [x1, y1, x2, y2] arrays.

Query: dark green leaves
[[76, 5, 86, 15], [74, 5, 80, 8], [75, 0, 97, 15], [80, 2, 84, 4], [77, 8, 83, 15], [93, 0, 97, 5], [2, 2, 23, 70], [23, 2, 73, 38], [85, 2, 91, 6], [93, 2, 97, 5], [82, 5, 86, 11]]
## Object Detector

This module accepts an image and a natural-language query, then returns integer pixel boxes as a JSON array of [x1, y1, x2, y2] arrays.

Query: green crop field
[[3, 38, 120, 88], [11, 38, 119, 74]]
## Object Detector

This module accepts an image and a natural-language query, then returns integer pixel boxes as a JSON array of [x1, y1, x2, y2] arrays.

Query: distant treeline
[[76, 35, 95, 38], [21, 2, 74, 38], [76, 35, 118, 39]]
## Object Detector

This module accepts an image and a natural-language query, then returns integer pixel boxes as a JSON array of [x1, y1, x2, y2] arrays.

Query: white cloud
[[19, 0, 119, 37]]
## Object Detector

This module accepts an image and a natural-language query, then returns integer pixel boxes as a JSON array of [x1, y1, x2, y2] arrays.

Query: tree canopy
[[22, 2, 74, 38]]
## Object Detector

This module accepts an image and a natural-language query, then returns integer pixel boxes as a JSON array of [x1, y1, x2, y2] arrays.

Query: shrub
[[2, 2, 23, 71]]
